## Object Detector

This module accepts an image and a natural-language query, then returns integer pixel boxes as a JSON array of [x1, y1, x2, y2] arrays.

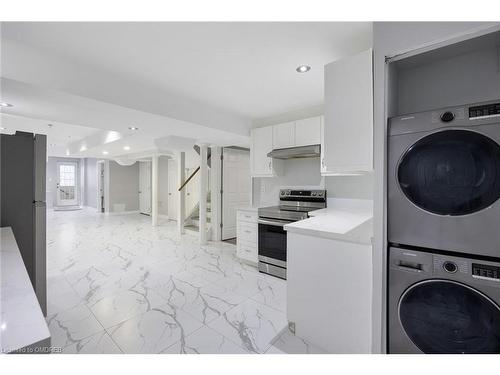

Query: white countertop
[[1, 227, 50, 353], [284, 199, 373, 244]]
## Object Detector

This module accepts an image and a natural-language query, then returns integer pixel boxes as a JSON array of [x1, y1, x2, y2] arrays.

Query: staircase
[[182, 144, 212, 237], [184, 193, 212, 236]]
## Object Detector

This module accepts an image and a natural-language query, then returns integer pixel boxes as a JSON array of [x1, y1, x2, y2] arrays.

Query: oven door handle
[[258, 218, 292, 227]]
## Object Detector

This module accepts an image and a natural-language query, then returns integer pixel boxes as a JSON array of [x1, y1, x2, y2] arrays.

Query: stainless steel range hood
[[267, 144, 320, 159]]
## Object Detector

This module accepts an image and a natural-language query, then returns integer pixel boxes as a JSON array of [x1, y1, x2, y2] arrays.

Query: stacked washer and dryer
[[388, 100, 500, 353]]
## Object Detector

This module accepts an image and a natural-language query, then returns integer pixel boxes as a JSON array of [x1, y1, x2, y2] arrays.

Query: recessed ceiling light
[[123, 146, 131, 151], [0, 102, 13, 108], [102, 151, 109, 155], [296, 65, 311, 73], [128, 126, 139, 130]]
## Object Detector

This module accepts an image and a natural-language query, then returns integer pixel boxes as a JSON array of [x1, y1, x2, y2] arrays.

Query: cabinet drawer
[[237, 241, 258, 263], [237, 223, 258, 244], [237, 210, 257, 223]]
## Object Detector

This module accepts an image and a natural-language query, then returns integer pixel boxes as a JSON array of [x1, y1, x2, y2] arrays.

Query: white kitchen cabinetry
[[322, 48, 373, 175], [236, 208, 258, 264], [251, 126, 282, 177], [287, 231, 372, 353], [272, 121, 295, 149], [295, 116, 321, 147]]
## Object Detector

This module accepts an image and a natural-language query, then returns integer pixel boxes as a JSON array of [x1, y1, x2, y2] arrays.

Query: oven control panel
[[280, 189, 326, 199]]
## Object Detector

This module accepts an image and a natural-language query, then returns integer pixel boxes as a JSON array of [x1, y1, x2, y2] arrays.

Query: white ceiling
[[0, 22, 372, 159], [0, 78, 252, 158], [2, 22, 372, 120], [0, 113, 100, 157]]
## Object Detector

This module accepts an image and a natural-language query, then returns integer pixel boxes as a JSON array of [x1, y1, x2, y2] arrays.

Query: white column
[[177, 151, 186, 234], [210, 146, 222, 241], [199, 144, 208, 245], [151, 155, 159, 226]]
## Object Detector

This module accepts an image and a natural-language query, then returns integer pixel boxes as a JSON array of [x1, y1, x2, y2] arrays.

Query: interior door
[[56, 161, 78, 206], [222, 148, 251, 240], [139, 161, 152, 215], [167, 159, 178, 220]]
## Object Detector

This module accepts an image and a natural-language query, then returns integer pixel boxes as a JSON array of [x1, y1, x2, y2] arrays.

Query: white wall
[[372, 21, 500, 354], [253, 158, 323, 206], [252, 158, 373, 206], [84, 158, 98, 208], [108, 161, 139, 212], [397, 42, 500, 115]]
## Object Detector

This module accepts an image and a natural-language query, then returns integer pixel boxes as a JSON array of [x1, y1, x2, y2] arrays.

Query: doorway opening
[[221, 147, 251, 241], [97, 161, 106, 213], [54, 161, 81, 210], [139, 160, 152, 216]]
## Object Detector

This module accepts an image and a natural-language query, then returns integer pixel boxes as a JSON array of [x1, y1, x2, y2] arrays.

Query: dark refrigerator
[[1, 131, 47, 316]]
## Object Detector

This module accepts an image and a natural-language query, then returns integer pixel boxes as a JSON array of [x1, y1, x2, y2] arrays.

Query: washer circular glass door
[[399, 280, 500, 353], [398, 129, 500, 215]]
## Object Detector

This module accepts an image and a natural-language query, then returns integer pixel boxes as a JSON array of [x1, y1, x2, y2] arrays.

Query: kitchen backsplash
[[252, 158, 373, 206]]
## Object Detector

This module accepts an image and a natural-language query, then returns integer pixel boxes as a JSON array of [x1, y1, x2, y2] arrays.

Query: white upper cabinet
[[323, 48, 373, 175], [272, 121, 295, 149], [251, 126, 282, 177], [295, 116, 321, 147], [250, 116, 321, 177]]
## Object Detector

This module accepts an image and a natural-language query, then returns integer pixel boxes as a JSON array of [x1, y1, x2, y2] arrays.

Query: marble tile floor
[[45, 208, 325, 354]]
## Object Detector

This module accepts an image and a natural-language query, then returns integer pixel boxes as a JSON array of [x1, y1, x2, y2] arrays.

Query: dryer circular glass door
[[398, 129, 500, 215], [399, 280, 500, 353]]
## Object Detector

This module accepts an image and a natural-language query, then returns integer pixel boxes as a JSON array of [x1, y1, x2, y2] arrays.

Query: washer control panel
[[433, 257, 468, 275]]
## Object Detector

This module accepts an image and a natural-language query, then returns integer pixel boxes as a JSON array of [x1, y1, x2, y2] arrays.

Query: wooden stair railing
[[178, 166, 200, 192], [177, 146, 212, 191]]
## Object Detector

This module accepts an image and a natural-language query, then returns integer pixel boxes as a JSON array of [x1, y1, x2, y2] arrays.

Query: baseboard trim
[[104, 210, 141, 216]]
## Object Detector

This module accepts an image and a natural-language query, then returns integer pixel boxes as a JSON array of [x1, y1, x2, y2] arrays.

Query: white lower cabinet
[[236, 208, 258, 264], [287, 232, 372, 353]]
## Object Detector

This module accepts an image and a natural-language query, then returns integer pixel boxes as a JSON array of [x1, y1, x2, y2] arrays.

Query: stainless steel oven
[[257, 218, 292, 279], [258, 189, 327, 279]]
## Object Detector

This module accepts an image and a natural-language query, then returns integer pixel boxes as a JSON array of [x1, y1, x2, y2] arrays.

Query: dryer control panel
[[469, 102, 500, 119], [472, 263, 500, 281]]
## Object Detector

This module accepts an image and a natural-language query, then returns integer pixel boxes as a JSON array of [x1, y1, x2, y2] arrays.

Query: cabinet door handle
[[268, 160, 272, 170]]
